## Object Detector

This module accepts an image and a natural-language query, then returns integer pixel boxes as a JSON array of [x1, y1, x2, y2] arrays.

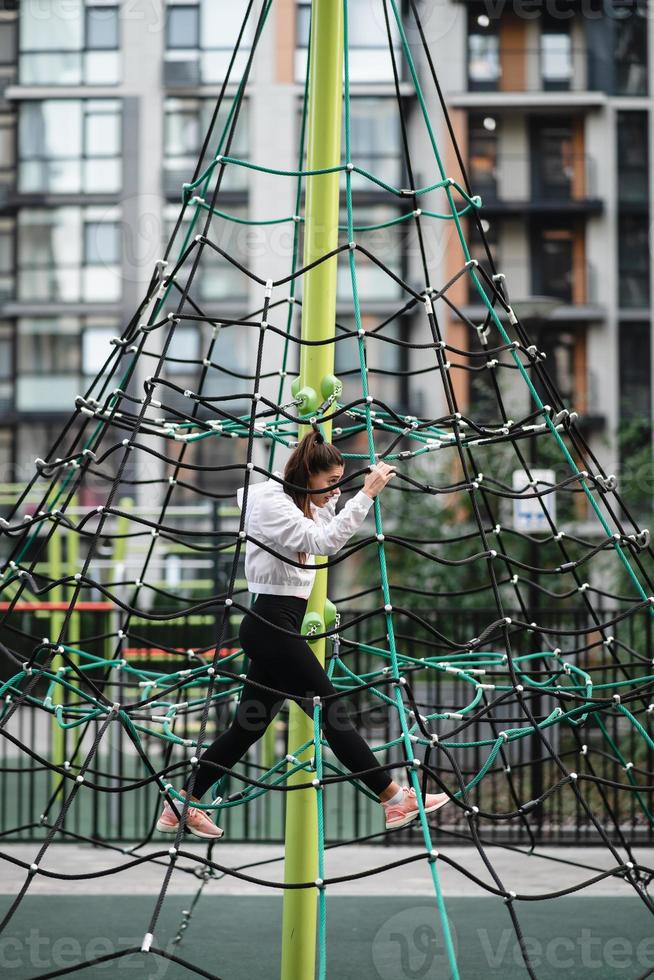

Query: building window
[[19, 99, 121, 195], [469, 114, 499, 202], [333, 314, 403, 411], [163, 324, 201, 374], [151, 320, 250, 426], [0, 218, 13, 302], [166, 5, 199, 49], [164, 97, 248, 196], [15, 315, 119, 413], [530, 118, 574, 202], [532, 227, 573, 303], [164, 0, 254, 86], [0, 18, 16, 70], [614, 1, 648, 96], [18, 317, 80, 374], [533, 326, 578, 408], [0, 426, 12, 484], [540, 15, 573, 91], [339, 97, 403, 190], [17, 206, 121, 304], [618, 214, 650, 309], [467, 216, 498, 304], [164, 203, 249, 302], [332, 205, 405, 303], [619, 321, 651, 421], [0, 116, 15, 176], [297, 97, 403, 191], [82, 316, 119, 385], [0, 322, 13, 415], [296, 0, 401, 84], [468, 318, 499, 419], [618, 112, 649, 205], [618, 321, 651, 479], [19, 0, 120, 85], [17, 316, 80, 412], [86, 5, 119, 50], [468, 10, 500, 91]]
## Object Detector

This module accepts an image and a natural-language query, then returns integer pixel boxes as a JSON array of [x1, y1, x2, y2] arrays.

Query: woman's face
[[308, 464, 344, 507]]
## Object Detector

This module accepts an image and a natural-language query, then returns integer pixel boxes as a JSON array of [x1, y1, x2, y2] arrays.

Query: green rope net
[[1, 2, 653, 979]]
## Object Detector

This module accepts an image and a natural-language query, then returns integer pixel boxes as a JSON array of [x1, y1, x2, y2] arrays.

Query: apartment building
[[435, 0, 652, 467], [0, 0, 650, 494], [0, 1, 422, 496]]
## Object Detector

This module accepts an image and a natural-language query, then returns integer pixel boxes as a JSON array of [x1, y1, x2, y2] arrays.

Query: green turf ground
[[1, 896, 653, 979]]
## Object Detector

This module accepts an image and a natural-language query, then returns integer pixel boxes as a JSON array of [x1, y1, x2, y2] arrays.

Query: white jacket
[[235, 469, 374, 598]]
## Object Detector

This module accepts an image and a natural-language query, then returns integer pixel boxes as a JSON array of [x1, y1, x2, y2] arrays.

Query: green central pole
[[280, 2, 343, 978]]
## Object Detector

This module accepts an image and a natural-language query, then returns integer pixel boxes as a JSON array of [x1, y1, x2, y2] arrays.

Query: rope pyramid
[[1, 1, 654, 977]]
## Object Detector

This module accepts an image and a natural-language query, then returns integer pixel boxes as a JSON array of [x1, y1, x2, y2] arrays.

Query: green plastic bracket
[[324, 597, 337, 629], [295, 386, 320, 414], [292, 374, 341, 408], [301, 610, 324, 638], [320, 374, 342, 400]]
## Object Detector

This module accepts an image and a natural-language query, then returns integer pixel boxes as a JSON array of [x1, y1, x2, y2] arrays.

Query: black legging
[[185, 594, 393, 800]]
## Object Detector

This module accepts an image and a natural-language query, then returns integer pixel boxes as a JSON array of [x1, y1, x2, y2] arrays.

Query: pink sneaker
[[382, 786, 450, 831], [156, 794, 224, 840]]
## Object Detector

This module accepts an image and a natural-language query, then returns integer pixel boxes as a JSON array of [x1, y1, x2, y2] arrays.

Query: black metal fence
[[2, 605, 653, 846]]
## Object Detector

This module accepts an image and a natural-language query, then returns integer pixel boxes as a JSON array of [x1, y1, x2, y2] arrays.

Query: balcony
[[469, 43, 589, 92], [463, 259, 604, 319], [469, 153, 602, 215], [458, 34, 648, 105], [451, 45, 608, 110]]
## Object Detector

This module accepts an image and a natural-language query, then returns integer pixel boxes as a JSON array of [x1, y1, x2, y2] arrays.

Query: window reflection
[[19, 0, 120, 85], [618, 214, 650, 308], [19, 99, 121, 194], [469, 114, 499, 202], [541, 33, 572, 89], [17, 206, 121, 303], [342, 98, 402, 190], [164, 204, 250, 302], [164, 0, 253, 86], [0, 218, 14, 301], [0, 323, 13, 416], [296, 0, 401, 83], [15, 315, 119, 413], [164, 98, 248, 196], [615, 2, 648, 95], [333, 205, 405, 303], [334, 314, 402, 410], [468, 10, 500, 91]]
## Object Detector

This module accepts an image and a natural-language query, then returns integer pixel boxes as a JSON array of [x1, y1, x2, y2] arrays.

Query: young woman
[[157, 431, 449, 839]]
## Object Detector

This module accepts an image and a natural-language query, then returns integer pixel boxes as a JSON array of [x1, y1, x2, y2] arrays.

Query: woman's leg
[[185, 657, 284, 800], [264, 631, 394, 797]]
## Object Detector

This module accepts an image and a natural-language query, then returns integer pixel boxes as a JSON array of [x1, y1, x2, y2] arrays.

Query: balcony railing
[[469, 152, 598, 205], [466, 259, 600, 307]]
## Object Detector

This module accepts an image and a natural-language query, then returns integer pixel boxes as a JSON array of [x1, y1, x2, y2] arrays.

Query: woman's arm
[[260, 487, 373, 556]]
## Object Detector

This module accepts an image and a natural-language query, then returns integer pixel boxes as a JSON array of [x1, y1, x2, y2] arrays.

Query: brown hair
[[283, 430, 344, 564]]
